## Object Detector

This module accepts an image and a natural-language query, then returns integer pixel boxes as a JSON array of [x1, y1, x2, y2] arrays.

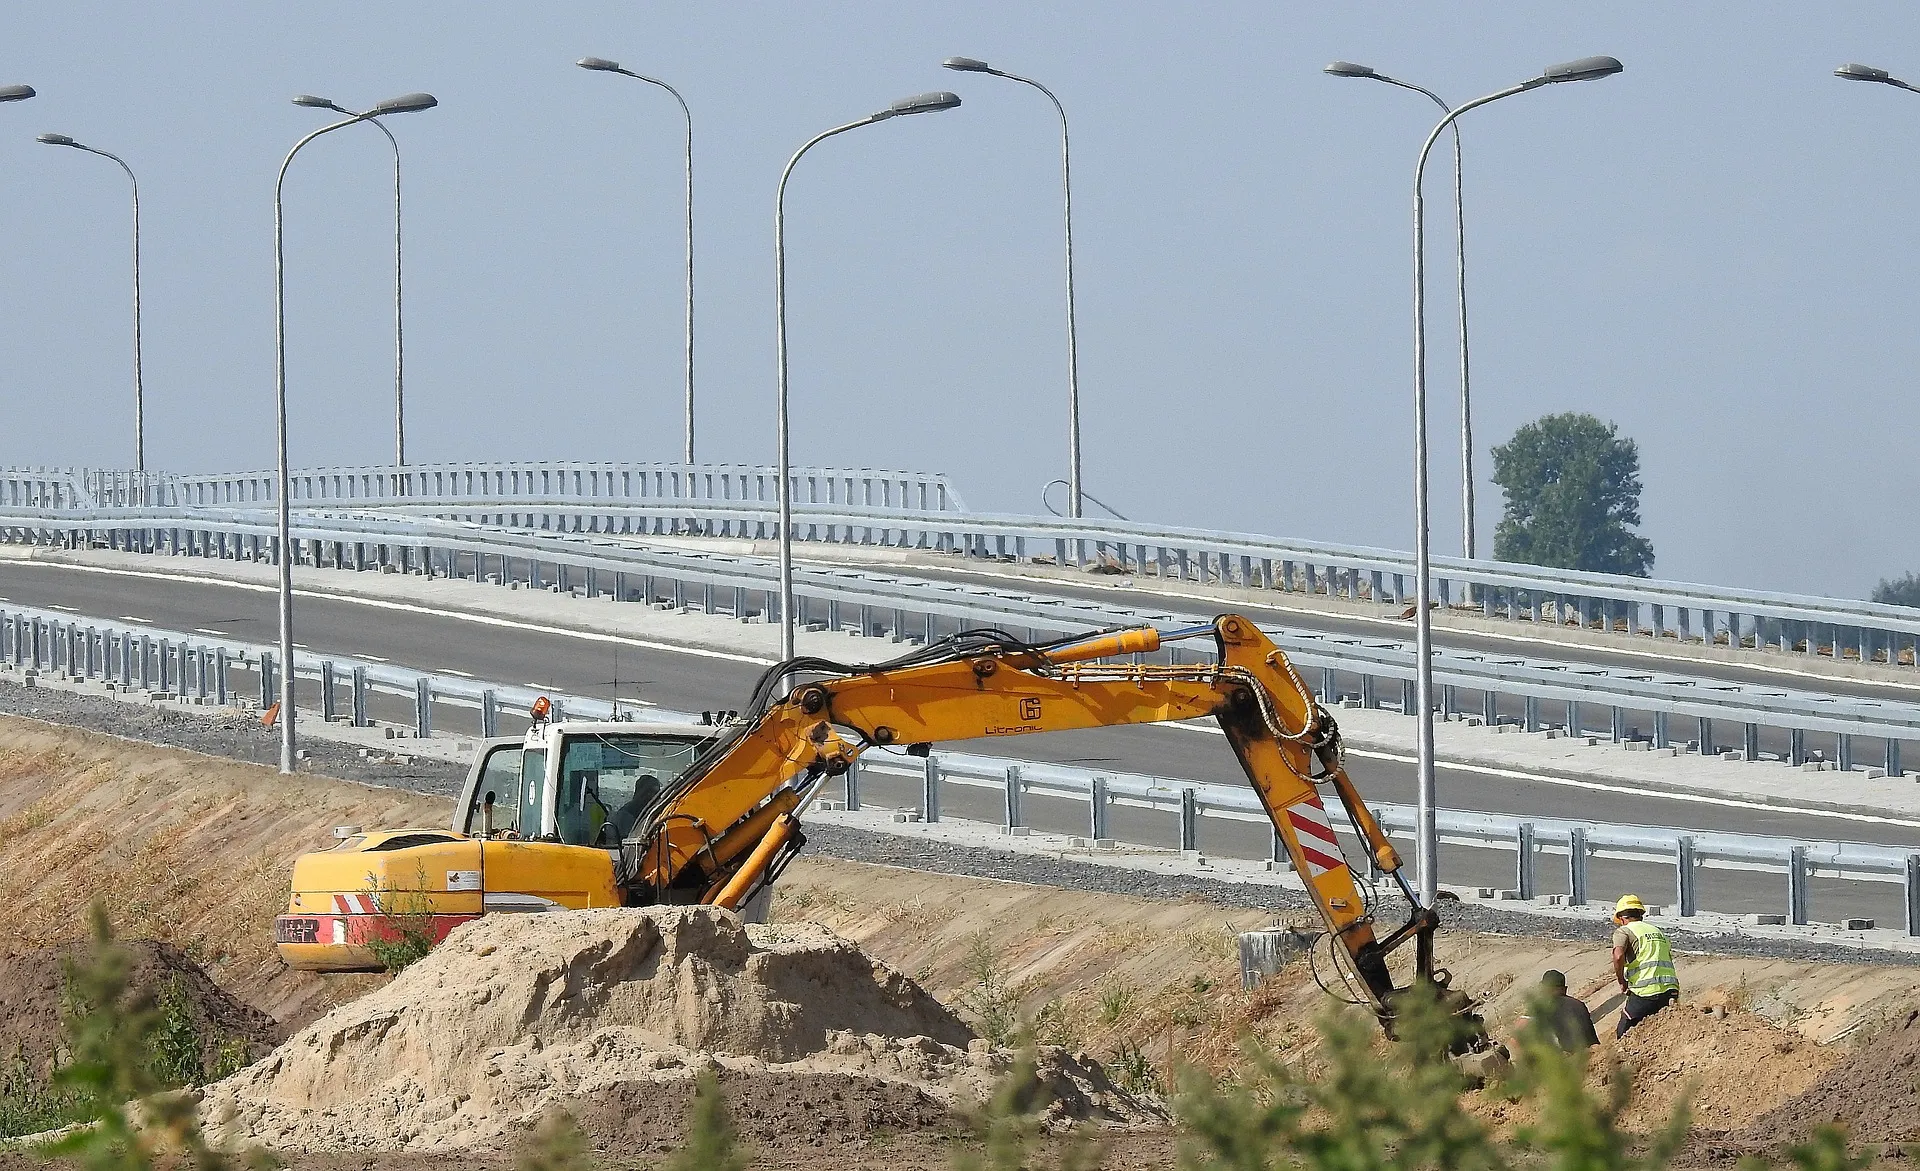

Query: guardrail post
[[1525, 696, 1541, 733], [842, 758, 861, 811], [194, 647, 208, 701], [138, 635, 152, 690], [1359, 674, 1376, 710], [1610, 706, 1625, 743], [1568, 827, 1589, 905], [1788, 845, 1809, 926], [1888, 739, 1904, 778], [1699, 718, 1714, 757], [1516, 822, 1536, 898], [257, 652, 273, 708], [1568, 701, 1583, 738], [1745, 723, 1760, 762], [1320, 667, 1336, 702], [215, 648, 228, 705], [159, 639, 173, 693], [1003, 765, 1022, 829], [1676, 836, 1697, 917], [1090, 775, 1109, 840], [119, 634, 131, 688], [1788, 729, 1807, 767], [921, 755, 941, 823], [481, 689, 498, 737], [84, 627, 97, 678], [1838, 735, 1855, 772], [1180, 788, 1199, 853], [1400, 679, 1417, 714], [414, 676, 432, 737], [1653, 711, 1669, 750], [351, 665, 368, 727], [1906, 855, 1919, 937], [1482, 690, 1497, 726], [320, 661, 337, 722]]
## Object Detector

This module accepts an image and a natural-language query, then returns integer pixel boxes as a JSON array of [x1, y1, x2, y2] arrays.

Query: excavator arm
[[621, 614, 1484, 1043]]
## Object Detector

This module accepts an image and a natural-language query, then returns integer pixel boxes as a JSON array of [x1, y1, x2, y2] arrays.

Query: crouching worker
[[1611, 894, 1679, 1036], [1515, 970, 1599, 1053]]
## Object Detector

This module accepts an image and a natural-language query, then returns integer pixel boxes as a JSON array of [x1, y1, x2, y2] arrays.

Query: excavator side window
[[462, 745, 524, 836], [517, 747, 548, 839]]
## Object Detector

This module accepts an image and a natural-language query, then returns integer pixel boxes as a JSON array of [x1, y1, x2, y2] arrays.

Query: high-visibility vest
[[1622, 920, 1678, 996]]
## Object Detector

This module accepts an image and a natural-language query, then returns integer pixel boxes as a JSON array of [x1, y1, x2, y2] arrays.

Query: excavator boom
[[625, 614, 1481, 1042]]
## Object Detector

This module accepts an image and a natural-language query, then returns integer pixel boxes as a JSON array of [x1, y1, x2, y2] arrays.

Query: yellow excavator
[[277, 615, 1489, 1049]]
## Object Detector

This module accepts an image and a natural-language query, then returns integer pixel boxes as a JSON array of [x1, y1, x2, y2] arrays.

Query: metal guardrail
[[16, 463, 1920, 675], [4, 502, 1920, 768], [0, 599, 1911, 933], [3, 463, 969, 513]]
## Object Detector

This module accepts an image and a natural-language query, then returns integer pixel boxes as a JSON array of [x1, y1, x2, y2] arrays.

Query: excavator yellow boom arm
[[625, 614, 1473, 1037]]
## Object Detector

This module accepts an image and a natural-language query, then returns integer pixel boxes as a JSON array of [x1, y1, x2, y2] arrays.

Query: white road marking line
[[361, 655, 389, 662], [47, 604, 78, 613], [118, 615, 151, 623], [10, 562, 776, 666], [1159, 721, 1920, 829], [194, 628, 230, 637], [436, 668, 475, 678]]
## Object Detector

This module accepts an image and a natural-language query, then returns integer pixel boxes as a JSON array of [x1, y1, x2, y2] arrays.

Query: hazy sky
[[3, 3, 1917, 599]]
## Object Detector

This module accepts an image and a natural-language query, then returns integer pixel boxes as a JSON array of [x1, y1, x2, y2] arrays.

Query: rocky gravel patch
[[0, 676, 465, 795]]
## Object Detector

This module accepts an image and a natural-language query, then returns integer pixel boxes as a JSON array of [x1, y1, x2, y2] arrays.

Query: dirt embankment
[[4, 716, 1920, 1161], [772, 858, 1920, 1145], [0, 939, 281, 1082], [0, 715, 451, 1028]]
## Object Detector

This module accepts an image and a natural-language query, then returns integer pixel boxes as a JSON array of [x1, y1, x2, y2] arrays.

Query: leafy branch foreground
[[10, 918, 1891, 1171]]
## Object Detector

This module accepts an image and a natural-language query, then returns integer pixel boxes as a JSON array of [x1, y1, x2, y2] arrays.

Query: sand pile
[[201, 907, 1159, 1152], [1598, 998, 1837, 1133], [1737, 1006, 1920, 1147], [0, 940, 280, 1084]]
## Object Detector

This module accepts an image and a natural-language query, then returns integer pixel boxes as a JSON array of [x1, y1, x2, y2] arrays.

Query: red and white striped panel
[[332, 892, 372, 915], [1285, 796, 1347, 878]]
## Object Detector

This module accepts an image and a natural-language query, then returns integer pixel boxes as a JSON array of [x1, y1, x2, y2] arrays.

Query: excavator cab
[[277, 719, 720, 972]]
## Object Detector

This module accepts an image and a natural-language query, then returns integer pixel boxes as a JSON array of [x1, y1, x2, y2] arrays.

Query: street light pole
[[294, 95, 427, 472], [273, 92, 437, 775], [942, 57, 1083, 520], [37, 133, 143, 472], [776, 92, 963, 664], [578, 57, 697, 464], [1327, 63, 1478, 559], [1409, 56, 1621, 902]]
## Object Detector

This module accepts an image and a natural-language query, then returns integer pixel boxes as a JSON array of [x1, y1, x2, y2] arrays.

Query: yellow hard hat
[[1614, 894, 1646, 915]]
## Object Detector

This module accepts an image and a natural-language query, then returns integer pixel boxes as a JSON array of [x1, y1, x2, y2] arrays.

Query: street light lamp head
[[369, 92, 437, 115], [1543, 56, 1624, 83], [35, 132, 75, 147], [1835, 63, 1896, 84], [941, 57, 993, 73], [291, 94, 338, 109], [577, 56, 623, 72], [883, 91, 962, 119], [0, 84, 34, 103], [1324, 61, 1378, 78]]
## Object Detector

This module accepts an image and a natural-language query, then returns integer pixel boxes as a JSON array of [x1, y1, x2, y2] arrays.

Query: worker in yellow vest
[[1610, 893, 1679, 1036]]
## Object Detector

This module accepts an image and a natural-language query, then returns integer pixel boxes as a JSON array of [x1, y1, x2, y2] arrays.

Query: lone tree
[[1491, 412, 1654, 577], [1871, 572, 1920, 608]]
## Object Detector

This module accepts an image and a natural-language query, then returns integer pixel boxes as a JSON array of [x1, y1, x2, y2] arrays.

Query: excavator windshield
[[555, 732, 707, 847]]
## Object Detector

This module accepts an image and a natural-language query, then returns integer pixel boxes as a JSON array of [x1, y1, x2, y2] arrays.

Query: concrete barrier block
[[1746, 913, 1786, 925]]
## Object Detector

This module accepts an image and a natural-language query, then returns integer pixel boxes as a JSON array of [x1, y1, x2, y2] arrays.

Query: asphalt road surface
[[1, 559, 1913, 924]]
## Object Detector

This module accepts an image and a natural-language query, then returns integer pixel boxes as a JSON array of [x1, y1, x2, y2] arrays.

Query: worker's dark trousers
[[1615, 988, 1678, 1037]]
